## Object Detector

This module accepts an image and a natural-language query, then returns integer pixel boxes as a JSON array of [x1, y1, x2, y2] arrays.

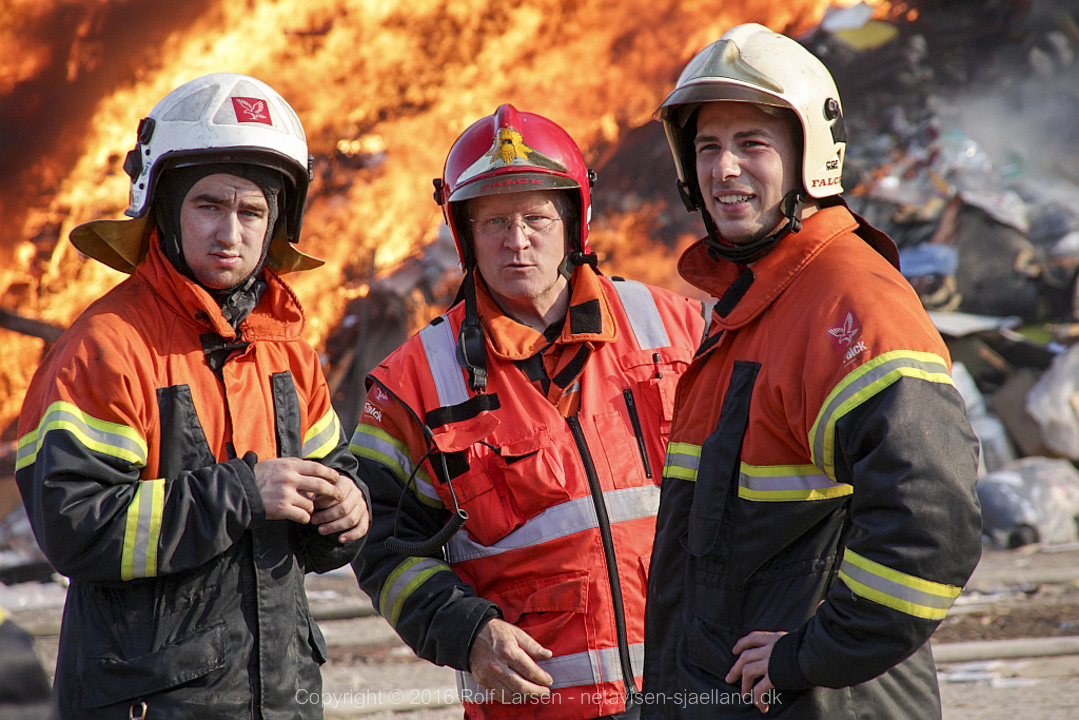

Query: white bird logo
[[233, 97, 270, 123], [827, 312, 859, 346]]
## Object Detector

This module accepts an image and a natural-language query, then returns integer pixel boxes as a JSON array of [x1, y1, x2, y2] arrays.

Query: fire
[[0, 0, 882, 437]]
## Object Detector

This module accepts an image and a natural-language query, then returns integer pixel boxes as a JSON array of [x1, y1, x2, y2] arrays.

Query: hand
[[310, 472, 369, 543], [253, 457, 345, 525], [725, 630, 786, 713], [468, 618, 554, 703]]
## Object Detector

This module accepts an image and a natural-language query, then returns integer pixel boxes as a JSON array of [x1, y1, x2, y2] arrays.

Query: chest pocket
[[686, 361, 761, 560], [440, 426, 570, 547], [157, 385, 215, 478]]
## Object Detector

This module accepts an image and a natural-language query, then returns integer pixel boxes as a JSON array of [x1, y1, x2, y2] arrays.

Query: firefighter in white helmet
[[16, 73, 369, 719], [642, 24, 982, 719]]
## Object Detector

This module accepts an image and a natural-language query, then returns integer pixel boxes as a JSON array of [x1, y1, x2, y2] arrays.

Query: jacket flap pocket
[[80, 621, 227, 708], [498, 571, 588, 624], [430, 413, 501, 453], [500, 426, 551, 458]]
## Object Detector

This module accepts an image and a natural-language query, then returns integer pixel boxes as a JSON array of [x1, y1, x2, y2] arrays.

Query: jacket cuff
[[449, 602, 502, 671], [768, 629, 812, 691], [236, 452, 266, 524]]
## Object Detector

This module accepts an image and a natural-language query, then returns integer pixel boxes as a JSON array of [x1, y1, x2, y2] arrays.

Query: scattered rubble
[[2, 0, 1079, 660]]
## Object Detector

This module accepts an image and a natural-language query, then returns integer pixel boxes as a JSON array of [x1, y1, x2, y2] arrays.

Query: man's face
[[694, 101, 799, 246], [469, 189, 568, 322], [179, 173, 270, 289]]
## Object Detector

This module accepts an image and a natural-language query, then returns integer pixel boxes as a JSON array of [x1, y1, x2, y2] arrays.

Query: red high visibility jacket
[[352, 267, 705, 720]]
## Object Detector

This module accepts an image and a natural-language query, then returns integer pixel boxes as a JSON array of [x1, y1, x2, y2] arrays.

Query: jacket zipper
[[623, 389, 652, 479], [566, 415, 639, 703]]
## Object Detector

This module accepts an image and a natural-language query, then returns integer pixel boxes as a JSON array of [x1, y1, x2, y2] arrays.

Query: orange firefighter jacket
[[352, 266, 705, 720], [16, 236, 364, 719], [642, 204, 982, 719]]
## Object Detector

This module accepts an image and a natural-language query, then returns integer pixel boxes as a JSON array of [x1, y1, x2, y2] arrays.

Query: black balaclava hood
[[154, 163, 283, 329]]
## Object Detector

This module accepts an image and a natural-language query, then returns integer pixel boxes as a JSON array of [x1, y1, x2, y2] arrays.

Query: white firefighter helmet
[[71, 73, 321, 274], [655, 23, 847, 205]]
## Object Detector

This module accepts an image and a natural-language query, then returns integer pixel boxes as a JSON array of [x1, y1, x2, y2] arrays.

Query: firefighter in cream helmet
[[642, 24, 982, 720], [655, 22, 848, 263], [18, 73, 368, 719]]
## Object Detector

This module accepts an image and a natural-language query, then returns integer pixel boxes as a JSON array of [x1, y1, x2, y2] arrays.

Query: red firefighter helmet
[[434, 104, 594, 269]]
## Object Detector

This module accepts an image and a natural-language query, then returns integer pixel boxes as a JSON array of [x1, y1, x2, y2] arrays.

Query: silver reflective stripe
[[350, 424, 441, 506], [456, 643, 644, 695], [379, 556, 452, 627], [419, 319, 470, 408], [811, 351, 953, 477], [738, 464, 853, 501], [121, 478, 164, 580], [611, 279, 670, 350], [838, 549, 960, 621], [445, 485, 660, 563], [17, 400, 148, 471], [302, 408, 341, 460], [663, 442, 701, 482]]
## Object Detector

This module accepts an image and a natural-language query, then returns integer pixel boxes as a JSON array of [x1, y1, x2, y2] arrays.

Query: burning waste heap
[[4, 0, 1079, 580]]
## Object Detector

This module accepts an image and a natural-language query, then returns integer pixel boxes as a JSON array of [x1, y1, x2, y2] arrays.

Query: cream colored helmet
[[655, 23, 847, 208]]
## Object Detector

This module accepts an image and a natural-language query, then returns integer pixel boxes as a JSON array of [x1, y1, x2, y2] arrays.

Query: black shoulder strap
[[458, 271, 488, 392]]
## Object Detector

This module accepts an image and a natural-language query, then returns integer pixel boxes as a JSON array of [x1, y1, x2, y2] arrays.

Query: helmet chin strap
[[700, 189, 805, 264], [558, 249, 598, 280]]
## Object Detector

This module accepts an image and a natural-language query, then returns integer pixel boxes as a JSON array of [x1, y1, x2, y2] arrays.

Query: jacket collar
[[679, 205, 859, 330], [477, 266, 618, 361], [136, 231, 304, 341]]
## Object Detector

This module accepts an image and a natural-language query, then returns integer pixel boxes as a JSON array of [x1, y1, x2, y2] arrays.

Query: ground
[[1, 545, 1077, 718]]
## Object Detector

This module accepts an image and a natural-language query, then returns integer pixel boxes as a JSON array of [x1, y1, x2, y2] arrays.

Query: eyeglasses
[[469, 214, 563, 238]]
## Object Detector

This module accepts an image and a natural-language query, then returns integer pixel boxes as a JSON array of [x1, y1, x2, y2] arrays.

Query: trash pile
[[804, 0, 1079, 549]]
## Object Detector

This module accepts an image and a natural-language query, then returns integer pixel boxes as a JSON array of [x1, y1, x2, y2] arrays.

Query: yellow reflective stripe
[[350, 424, 442, 508], [379, 556, 452, 628], [121, 478, 165, 580], [302, 408, 341, 460], [16, 401, 147, 472], [663, 441, 701, 482], [0, 606, 7, 625], [838, 549, 961, 621], [738, 462, 853, 502], [809, 351, 953, 480]]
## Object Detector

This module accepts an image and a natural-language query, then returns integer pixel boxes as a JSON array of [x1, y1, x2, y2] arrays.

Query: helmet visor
[[447, 171, 580, 202], [657, 82, 790, 126]]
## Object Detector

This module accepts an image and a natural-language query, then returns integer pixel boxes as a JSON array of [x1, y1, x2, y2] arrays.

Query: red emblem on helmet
[[231, 97, 273, 125]]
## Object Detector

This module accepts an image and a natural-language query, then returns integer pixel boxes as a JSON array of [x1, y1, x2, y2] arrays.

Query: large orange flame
[[0, 0, 886, 437]]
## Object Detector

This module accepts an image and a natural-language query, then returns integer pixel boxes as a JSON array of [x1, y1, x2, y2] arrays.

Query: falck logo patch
[[454, 124, 568, 187], [827, 310, 867, 363], [231, 97, 273, 124]]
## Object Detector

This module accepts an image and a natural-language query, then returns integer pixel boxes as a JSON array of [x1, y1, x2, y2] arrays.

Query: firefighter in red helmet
[[351, 104, 706, 720]]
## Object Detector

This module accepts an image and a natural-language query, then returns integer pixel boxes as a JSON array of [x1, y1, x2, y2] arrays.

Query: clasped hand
[[254, 457, 369, 543]]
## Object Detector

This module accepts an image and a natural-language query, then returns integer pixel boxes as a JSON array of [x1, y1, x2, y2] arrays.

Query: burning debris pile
[[326, 0, 1079, 548], [3, 0, 1079, 574], [810, 0, 1079, 548]]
